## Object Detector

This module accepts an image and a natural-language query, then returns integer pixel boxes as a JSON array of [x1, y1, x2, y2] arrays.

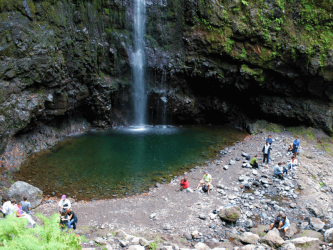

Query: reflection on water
[[15, 125, 248, 200]]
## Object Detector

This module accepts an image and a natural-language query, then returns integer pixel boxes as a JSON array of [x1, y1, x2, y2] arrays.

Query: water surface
[[16, 126, 247, 200]]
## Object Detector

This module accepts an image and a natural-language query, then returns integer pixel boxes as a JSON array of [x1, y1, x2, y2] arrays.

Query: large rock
[[241, 232, 259, 244], [129, 246, 145, 250], [307, 205, 324, 218], [281, 243, 296, 250], [324, 228, 333, 242], [7, 181, 43, 208], [218, 205, 241, 222], [194, 242, 210, 250], [259, 228, 284, 248], [250, 225, 270, 237], [310, 217, 325, 231], [301, 230, 324, 241], [291, 237, 319, 249]]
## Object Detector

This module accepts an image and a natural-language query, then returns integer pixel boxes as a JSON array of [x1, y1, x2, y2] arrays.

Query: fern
[[0, 213, 83, 249]]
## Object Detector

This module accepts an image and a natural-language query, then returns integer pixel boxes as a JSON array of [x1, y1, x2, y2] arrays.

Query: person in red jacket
[[180, 176, 189, 191]]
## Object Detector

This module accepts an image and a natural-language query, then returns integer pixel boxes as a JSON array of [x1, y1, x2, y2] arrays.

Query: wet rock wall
[[0, 0, 333, 157]]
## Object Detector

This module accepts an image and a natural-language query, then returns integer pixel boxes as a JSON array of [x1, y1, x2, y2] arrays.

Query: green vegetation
[[148, 242, 158, 250], [0, 213, 85, 249]]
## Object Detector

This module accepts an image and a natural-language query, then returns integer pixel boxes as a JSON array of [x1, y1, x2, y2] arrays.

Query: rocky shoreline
[[20, 128, 332, 250]]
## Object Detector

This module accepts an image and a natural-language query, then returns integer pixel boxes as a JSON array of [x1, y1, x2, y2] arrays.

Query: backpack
[[202, 184, 208, 192]]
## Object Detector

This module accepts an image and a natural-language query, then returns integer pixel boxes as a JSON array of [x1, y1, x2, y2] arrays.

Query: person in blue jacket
[[292, 136, 300, 155], [266, 135, 273, 145]]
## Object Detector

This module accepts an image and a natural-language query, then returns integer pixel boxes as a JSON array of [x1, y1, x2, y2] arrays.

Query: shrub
[[0, 213, 84, 249]]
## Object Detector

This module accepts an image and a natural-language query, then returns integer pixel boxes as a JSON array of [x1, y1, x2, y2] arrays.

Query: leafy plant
[[0, 213, 84, 249], [149, 242, 158, 250], [241, 0, 248, 6]]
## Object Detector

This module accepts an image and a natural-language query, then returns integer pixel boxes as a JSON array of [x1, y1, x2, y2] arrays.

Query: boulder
[[191, 230, 199, 239], [281, 242, 296, 250], [324, 228, 333, 242], [161, 247, 173, 250], [242, 152, 250, 158], [310, 217, 325, 231], [259, 228, 284, 248], [184, 232, 192, 240], [218, 205, 241, 222], [229, 160, 235, 165], [194, 242, 210, 250], [241, 232, 259, 244], [301, 230, 324, 241], [129, 246, 145, 250], [7, 181, 43, 208], [291, 237, 319, 249], [240, 245, 255, 250], [307, 205, 323, 217]]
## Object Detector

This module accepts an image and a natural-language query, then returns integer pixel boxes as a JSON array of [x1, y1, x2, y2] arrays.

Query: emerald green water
[[16, 126, 247, 200]]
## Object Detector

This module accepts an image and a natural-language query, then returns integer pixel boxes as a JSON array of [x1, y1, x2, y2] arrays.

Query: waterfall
[[132, 0, 147, 125]]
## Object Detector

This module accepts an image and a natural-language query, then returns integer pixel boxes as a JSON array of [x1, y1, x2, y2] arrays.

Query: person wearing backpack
[[194, 170, 212, 194]]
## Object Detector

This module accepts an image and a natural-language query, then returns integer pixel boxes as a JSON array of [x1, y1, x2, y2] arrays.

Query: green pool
[[16, 125, 247, 200]]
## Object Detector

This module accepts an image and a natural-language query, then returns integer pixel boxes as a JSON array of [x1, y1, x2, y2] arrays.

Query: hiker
[[180, 176, 190, 192], [63, 208, 78, 230], [0, 198, 13, 217], [274, 163, 284, 180], [266, 212, 283, 232], [292, 136, 300, 155], [250, 155, 260, 169], [262, 142, 272, 164], [279, 213, 290, 239], [282, 162, 288, 175], [195, 170, 212, 194], [21, 196, 32, 214], [266, 135, 273, 145], [287, 155, 298, 171], [58, 195, 71, 213], [16, 201, 36, 227], [59, 211, 68, 230]]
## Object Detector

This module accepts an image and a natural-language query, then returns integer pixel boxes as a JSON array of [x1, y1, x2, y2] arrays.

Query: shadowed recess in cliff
[[15, 126, 247, 200]]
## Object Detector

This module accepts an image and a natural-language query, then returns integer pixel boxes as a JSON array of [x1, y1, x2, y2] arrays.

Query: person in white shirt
[[262, 142, 272, 164], [58, 195, 71, 212], [1, 199, 16, 217]]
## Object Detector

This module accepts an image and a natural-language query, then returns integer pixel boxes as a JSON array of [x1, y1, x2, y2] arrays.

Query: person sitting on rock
[[180, 176, 189, 191], [279, 212, 291, 239], [266, 212, 283, 232], [287, 155, 298, 171], [273, 163, 284, 180], [262, 142, 272, 164], [250, 155, 260, 169], [16, 201, 36, 227], [194, 170, 212, 194], [58, 195, 71, 213], [21, 196, 32, 215]]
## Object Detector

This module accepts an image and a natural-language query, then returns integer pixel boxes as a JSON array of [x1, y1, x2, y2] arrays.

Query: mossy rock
[[299, 230, 324, 241], [218, 206, 241, 222]]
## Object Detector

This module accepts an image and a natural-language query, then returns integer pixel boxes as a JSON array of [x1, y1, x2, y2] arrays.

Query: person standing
[[21, 196, 32, 215], [262, 142, 272, 164], [266, 135, 273, 145], [58, 195, 71, 213], [293, 136, 300, 155]]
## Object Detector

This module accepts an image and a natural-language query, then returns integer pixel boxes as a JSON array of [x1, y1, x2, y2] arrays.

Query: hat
[[205, 170, 209, 173], [61, 195, 66, 199]]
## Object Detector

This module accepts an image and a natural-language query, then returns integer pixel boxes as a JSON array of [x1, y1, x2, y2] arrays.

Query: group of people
[[0, 196, 36, 227], [179, 170, 213, 194], [0, 194, 78, 231], [58, 195, 78, 230]]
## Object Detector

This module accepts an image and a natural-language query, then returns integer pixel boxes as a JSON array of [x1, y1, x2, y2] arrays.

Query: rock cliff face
[[0, 0, 333, 156]]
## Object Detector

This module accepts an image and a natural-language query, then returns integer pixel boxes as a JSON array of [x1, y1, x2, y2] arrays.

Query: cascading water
[[132, 0, 147, 125]]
